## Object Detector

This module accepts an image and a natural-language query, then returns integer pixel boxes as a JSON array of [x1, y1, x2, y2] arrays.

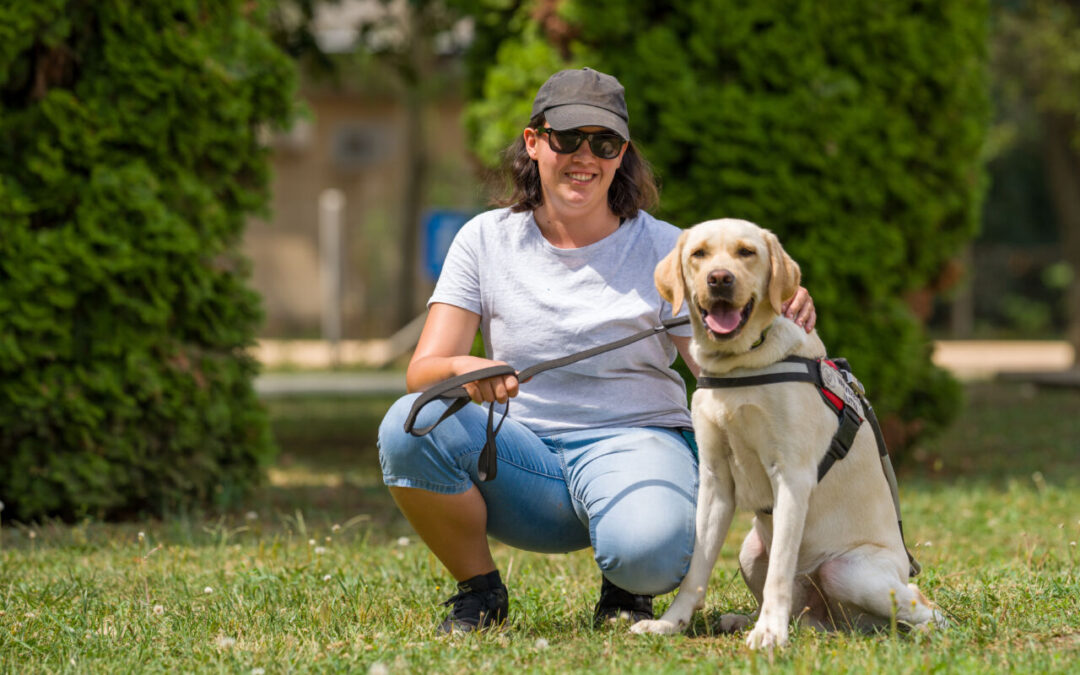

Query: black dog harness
[[699, 356, 866, 483], [697, 356, 921, 577]]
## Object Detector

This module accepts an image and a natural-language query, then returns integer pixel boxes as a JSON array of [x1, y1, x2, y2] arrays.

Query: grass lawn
[[1, 382, 1078, 673]]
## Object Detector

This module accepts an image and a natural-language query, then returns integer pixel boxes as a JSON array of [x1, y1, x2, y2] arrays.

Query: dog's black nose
[[708, 269, 735, 289]]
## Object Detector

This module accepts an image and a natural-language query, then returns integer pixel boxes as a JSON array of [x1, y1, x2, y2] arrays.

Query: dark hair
[[492, 114, 660, 219]]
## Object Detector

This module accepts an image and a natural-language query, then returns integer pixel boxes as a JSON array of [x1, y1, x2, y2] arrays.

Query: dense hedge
[[465, 0, 990, 450], [0, 1, 295, 520]]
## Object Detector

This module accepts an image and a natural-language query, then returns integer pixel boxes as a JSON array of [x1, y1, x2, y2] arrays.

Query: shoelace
[[442, 587, 500, 622]]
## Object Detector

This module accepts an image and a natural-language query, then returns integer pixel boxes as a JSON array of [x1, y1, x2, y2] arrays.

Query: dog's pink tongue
[[705, 305, 742, 334]]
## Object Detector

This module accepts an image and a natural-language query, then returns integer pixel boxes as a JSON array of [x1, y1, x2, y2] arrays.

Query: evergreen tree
[[0, 1, 296, 520]]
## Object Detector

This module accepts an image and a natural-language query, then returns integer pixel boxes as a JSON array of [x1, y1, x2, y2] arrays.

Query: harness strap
[[816, 405, 863, 482], [697, 361, 817, 389], [403, 315, 691, 482]]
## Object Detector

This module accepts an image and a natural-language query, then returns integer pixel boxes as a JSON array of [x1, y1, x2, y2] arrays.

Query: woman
[[378, 67, 816, 633]]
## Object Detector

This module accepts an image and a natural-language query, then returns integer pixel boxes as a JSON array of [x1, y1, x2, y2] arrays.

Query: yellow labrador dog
[[632, 218, 943, 649]]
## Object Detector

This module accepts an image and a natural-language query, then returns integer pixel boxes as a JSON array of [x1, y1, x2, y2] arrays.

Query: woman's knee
[[377, 394, 421, 466], [377, 394, 476, 492], [593, 515, 694, 596]]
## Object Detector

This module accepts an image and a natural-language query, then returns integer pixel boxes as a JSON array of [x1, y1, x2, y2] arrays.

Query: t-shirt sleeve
[[428, 217, 483, 315]]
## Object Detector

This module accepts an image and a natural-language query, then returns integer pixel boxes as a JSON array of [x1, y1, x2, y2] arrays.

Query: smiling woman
[[374, 66, 818, 635]]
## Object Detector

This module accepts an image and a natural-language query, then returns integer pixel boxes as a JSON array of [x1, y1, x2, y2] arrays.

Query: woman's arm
[[670, 336, 700, 378], [406, 303, 519, 404]]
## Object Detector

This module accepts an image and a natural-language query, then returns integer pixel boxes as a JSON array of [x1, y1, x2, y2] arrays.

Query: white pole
[[319, 189, 344, 368]]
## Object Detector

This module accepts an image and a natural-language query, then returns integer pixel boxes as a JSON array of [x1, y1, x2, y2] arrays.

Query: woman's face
[[524, 125, 628, 218]]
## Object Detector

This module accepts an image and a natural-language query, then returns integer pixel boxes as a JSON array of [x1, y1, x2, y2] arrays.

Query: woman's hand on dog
[[782, 286, 816, 332]]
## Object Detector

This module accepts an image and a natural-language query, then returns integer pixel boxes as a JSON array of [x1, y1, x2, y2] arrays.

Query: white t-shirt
[[429, 207, 693, 435]]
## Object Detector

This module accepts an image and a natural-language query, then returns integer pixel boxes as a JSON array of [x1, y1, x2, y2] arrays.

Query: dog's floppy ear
[[765, 230, 801, 313], [655, 231, 687, 316]]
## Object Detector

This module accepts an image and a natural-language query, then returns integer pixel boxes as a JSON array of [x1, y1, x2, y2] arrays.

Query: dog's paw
[[745, 613, 789, 650], [718, 613, 752, 633], [923, 609, 949, 630], [630, 619, 682, 635]]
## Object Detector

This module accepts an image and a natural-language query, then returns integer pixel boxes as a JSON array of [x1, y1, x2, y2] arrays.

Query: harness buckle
[[841, 369, 866, 396]]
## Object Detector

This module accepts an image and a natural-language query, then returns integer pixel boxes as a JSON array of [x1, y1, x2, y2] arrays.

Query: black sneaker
[[437, 571, 509, 634], [593, 576, 653, 626]]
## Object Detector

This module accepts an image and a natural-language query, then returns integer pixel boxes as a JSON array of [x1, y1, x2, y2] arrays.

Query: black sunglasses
[[536, 127, 627, 159]]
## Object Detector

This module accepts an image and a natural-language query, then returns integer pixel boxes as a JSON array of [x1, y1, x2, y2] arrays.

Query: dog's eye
[[737, 247, 756, 257], [690, 249, 706, 259]]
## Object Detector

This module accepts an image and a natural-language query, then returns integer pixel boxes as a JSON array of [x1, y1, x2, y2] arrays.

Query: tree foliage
[[464, 0, 991, 449], [0, 0, 295, 520]]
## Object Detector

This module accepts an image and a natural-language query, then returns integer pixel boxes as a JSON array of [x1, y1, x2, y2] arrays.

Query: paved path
[[255, 371, 408, 397], [253, 340, 1078, 396]]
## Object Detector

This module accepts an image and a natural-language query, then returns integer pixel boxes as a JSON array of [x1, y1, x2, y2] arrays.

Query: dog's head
[[656, 218, 800, 353]]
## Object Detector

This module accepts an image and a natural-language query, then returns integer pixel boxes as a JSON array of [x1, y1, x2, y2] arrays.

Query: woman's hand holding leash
[[451, 355, 520, 404]]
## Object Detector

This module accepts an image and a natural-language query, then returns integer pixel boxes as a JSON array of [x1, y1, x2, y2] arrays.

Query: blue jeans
[[378, 394, 698, 596]]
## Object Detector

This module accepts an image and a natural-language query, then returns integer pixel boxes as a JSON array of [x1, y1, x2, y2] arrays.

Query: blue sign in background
[[422, 210, 473, 281]]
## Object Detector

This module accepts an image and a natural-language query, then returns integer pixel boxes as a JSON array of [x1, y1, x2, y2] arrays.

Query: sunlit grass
[[1, 384, 1078, 673]]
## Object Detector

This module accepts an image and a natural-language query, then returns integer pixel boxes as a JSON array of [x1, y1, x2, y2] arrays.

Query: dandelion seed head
[[396, 536, 411, 547], [251, 669, 266, 675], [323, 574, 332, 582], [309, 539, 317, 546], [314, 546, 327, 555], [214, 636, 237, 649], [28, 531, 37, 539], [332, 524, 341, 532], [153, 605, 164, 615], [204, 586, 214, 594], [325, 536, 332, 543], [535, 638, 550, 649], [245, 511, 259, 521], [368, 663, 390, 675], [138, 532, 145, 541]]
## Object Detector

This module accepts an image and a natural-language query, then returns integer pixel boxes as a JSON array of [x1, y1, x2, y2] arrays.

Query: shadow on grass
[[255, 394, 407, 537], [898, 381, 1080, 487]]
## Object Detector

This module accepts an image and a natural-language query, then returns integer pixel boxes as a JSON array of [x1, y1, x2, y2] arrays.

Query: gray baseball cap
[[531, 67, 630, 140]]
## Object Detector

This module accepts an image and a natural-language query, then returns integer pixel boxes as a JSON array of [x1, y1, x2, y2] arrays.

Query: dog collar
[[749, 324, 771, 350]]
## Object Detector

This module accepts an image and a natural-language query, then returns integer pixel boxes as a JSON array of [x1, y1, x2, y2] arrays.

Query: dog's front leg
[[632, 430, 735, 636], [745, 466, 813, 650]]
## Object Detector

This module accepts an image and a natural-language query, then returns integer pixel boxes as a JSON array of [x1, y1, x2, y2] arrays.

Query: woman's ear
[[524, 128, 540, 160], [655, 231, 687, 316]]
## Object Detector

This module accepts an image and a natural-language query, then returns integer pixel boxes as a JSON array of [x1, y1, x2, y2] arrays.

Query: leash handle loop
[[403, 365, 517, 437]]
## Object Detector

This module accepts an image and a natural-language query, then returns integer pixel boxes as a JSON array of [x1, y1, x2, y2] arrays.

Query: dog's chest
[[709, 398, 777, 513]]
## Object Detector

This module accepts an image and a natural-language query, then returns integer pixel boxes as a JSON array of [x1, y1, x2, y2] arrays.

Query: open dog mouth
[[700, 297, 754, 340]]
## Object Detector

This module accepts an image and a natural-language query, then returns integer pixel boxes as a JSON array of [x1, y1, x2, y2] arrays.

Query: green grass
[[2, 383, 1079, 673]]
